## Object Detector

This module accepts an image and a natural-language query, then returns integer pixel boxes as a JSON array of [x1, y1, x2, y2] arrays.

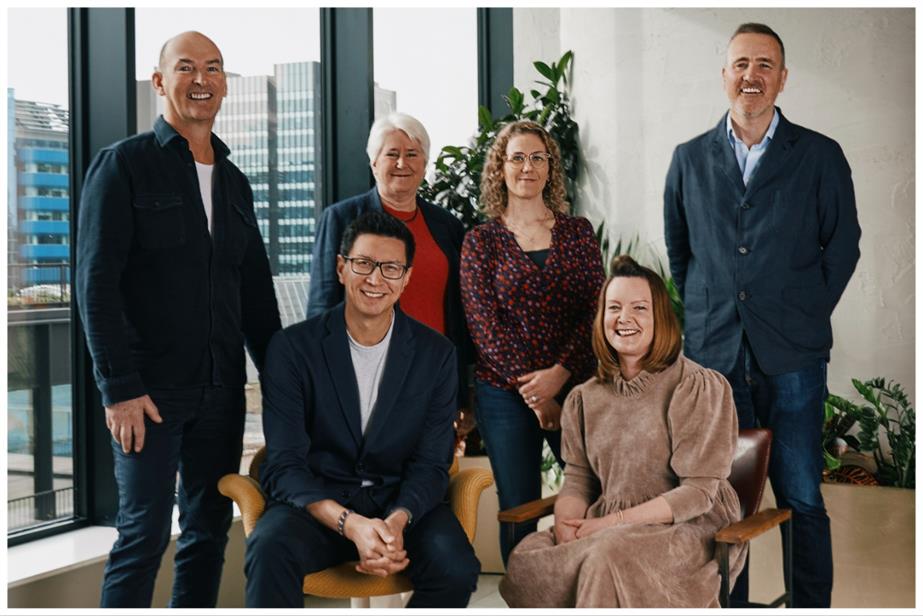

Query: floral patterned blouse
[[460, 212, 605, 391]]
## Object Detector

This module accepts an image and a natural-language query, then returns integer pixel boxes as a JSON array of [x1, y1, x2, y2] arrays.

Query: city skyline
[[8, 8, 480, 178]]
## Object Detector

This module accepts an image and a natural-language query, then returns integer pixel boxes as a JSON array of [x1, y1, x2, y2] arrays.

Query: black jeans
[[244, 494, 480, 608], [99, 386, 245, 607], [725, 339, 832, 608]]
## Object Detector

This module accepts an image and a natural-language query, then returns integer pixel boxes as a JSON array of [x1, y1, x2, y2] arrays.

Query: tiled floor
[[304, 482, 914, 609]]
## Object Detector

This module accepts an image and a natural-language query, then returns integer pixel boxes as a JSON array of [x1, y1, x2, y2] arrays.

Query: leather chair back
[[728, 428, 772, 517]]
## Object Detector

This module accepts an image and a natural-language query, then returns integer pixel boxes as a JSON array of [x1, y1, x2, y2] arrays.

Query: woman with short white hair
[[307, 112, 472, 422]]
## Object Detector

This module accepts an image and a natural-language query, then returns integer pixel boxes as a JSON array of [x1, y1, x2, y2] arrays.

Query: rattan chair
[[219, 447, 494, 608]]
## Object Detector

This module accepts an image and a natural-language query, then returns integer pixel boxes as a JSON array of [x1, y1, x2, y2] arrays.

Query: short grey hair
[[366, 112, 431, 163]]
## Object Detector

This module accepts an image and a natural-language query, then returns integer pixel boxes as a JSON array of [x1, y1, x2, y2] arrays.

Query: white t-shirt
[[195, 161, 214, 234], [346, 313, 396, 435], [347, 313, 395, 488]]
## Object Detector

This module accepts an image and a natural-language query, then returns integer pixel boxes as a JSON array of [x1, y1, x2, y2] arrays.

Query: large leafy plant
[[823, 378, 915, 488], [420, 51, 579, 231]]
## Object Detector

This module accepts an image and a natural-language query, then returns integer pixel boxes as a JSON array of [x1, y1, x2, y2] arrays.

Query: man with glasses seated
[[244, 211, 480, 608]]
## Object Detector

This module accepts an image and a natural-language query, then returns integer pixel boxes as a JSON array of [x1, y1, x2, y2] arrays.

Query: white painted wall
[[514, 8, 915, 403]]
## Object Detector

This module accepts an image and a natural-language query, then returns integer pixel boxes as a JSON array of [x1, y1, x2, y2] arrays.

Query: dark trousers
[[474, 380, 563, 565], [99, 386, 245, 608], [244, 494, 480, 608], [721, 339, 832, 608]]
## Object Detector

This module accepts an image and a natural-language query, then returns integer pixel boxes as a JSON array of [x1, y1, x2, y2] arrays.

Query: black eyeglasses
[[341, 256, 409, 280]]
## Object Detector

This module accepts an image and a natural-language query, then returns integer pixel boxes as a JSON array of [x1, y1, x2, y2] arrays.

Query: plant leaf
[[478, 105, 493, 130], [534, 61, 554, 81]]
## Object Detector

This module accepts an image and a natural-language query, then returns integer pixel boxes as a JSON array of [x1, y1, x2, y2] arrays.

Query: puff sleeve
[[660, 367, 738, 523], [557, 386, 602, 504]]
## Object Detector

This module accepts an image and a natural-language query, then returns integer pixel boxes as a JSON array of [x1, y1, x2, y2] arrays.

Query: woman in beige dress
[[499, 255, 747, 608]]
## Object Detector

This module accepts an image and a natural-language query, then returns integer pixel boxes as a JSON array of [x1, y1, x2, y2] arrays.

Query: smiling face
[[503, 133, 550, 201], [722, 32, 788, 124], [153, 32, 227, 131], [337, 233, 412, 323], [603, 276, 655, 368], [371, 130, 426, 206]]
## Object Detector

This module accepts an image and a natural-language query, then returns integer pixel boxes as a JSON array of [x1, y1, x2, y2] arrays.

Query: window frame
[[9, 5, 512, 545]]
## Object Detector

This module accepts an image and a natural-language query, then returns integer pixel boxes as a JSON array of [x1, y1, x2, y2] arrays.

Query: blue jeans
[[475, 381, 563, 565], [723, 339, 832, 608], [100, 386, 245, 608]]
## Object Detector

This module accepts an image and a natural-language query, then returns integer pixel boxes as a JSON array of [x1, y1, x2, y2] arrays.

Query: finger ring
[[530, 395, 538, 402]]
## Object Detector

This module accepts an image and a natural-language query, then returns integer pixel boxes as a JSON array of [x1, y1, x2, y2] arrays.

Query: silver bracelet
[[337, 509, 354, 536]]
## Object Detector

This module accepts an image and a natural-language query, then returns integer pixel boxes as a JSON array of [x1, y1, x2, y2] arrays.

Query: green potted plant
[[823, 378, 915, 488]]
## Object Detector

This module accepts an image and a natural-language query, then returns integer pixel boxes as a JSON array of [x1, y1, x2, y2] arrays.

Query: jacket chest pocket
[[132, 193, 186, 251], [223, 200, 259, 264]]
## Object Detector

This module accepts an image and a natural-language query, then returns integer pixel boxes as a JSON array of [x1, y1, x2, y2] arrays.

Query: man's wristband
[[337, 509, 354, 536]]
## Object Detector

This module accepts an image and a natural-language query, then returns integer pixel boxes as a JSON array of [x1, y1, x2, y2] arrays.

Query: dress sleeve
[[660, 366, 738, 523], [558, 387, 602, 504], [459, 227, 528, 385], [556, 217, 605, 373]]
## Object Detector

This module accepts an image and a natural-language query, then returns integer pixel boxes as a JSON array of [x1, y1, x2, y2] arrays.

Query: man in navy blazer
[[244, 212, 479, 607], [664, 24, 860, 608]]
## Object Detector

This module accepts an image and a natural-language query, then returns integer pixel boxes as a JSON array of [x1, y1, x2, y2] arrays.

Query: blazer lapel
[[742, 109, 798, 200], [322, 307, 363, 447], [362, 309, 415, 448], [710, 113, 746, 196]]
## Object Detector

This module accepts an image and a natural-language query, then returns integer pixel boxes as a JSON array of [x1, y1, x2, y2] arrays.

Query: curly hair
[[479, 120, 569, 219]]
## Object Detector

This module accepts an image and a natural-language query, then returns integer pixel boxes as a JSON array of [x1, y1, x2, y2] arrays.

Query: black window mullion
[[69, 6, 136, 529], [477, 8, 514, 120], [319, 7, 374, 209]]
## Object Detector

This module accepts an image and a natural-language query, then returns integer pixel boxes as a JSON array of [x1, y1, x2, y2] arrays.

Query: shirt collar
[[726, 107, 780, 148], [153, 115, 230, 160]]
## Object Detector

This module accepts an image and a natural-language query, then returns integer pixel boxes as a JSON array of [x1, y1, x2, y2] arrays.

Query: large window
[[373, 8, 478, 176], [134, 9, 322, 471], [6, 7, 509, 544], [7, 8, 75, 534]]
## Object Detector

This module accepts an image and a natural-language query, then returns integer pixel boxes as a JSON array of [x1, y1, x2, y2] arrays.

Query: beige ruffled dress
[[499, 355, 747, 608]]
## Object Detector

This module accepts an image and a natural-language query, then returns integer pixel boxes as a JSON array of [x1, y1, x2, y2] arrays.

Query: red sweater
[[383, 204, 448, 334]]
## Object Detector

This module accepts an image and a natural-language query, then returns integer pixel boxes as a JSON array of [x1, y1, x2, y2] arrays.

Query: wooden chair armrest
[[218, 474, 266, 538], [715, 508, 791, 544], [497, 495, 558, 524], [449, 467, 494, 543]]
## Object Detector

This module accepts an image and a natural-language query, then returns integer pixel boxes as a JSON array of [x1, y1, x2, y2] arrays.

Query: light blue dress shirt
[[726, 109, 780, 186]]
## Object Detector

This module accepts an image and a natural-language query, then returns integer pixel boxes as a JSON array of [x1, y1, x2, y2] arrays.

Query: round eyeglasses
[[505, 152, 552, 168], [341, 256, 409, 280]]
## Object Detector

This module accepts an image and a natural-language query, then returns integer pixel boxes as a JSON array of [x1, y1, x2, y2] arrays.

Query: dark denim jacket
[[76, 116, 281, 406]]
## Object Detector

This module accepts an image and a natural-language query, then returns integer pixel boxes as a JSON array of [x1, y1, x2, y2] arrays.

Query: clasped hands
[[516, 364, 571, 431], [554, 512, 624, 545], [343, 509, 410, 577]]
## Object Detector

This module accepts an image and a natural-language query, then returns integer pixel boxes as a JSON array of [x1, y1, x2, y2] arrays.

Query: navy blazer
[[664, 109, 861, 375], [259, 304, 457, 526], [306, 187, 473, 408]]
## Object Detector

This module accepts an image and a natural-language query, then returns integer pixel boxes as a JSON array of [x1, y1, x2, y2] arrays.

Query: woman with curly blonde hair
[[460, 120, 604, 563]]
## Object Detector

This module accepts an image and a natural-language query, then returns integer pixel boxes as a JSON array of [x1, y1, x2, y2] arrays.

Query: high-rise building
[[137, 61, 323, 277], [10, 93, 70, 290], [213, 74, 280, 270], [273, 61, 323, 275], [7, 89, 17, 272]]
